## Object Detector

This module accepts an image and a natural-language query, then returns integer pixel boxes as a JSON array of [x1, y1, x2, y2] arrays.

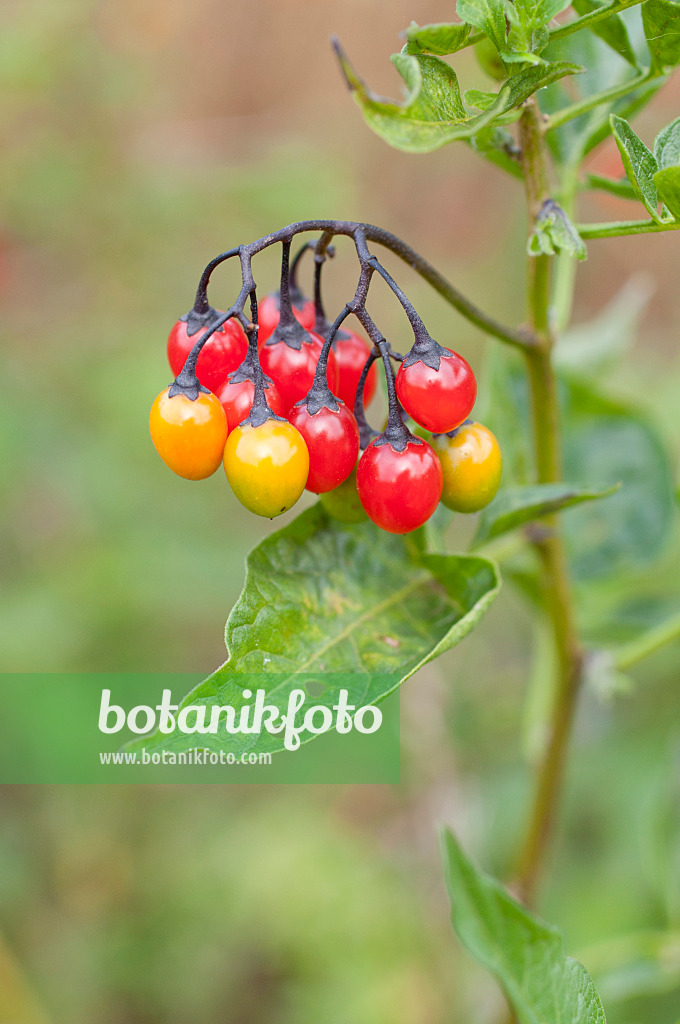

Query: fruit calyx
[[402, 326, 451, 372]]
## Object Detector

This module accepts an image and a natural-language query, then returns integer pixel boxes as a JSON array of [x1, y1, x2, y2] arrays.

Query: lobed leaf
[[442, 829, 607, 1024], [472, 483, 620, 547], [610, 114, 661, 220], [334, 39, 581, 154], [128, 505, 500, 757], [404, 21, 472, 56]]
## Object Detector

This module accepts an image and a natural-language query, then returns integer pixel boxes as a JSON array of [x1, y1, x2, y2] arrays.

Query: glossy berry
[[258, 292, 316, 344], [333, 328, 377, 409], [288, 401, 360, 494], [167, 315, 248, 394], [223, 418, 309, 518], [396, 348, 476, 434], [319, 465, 368, 524], [357, 437, 443, 534], [217, 375, 285, 432], [149, 387, 228, 480], [432, 422, 502, 512], [259, 332, 339, 414]]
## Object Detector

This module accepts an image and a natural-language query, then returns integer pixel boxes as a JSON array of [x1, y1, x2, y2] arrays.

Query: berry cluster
[[149, 224, 502, 534]]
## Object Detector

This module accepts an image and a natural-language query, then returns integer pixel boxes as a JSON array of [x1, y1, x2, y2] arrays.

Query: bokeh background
[[1, 1, 679, 1021]]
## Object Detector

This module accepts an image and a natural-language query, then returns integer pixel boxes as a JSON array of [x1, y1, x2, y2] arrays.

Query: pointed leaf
[[472, 482, 620, 547], [442, 829, 608, 1024], [404, 21, 472, 55], [642, 0, 680, 71], [610, 114, 661, 219], [334, 40, 580, 153], [128, 505, 500, 757]]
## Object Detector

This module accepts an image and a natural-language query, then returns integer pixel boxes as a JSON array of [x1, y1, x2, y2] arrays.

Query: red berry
[[396, 349, 476, 434], [167, 315, 248, 395], [333, 329, 377, 409], [356, 437, 443, 534], [288, 401, 360, 494], [260, 331, 339, 414], [217, 375, 285, 431], [258, 292, 316, 344]]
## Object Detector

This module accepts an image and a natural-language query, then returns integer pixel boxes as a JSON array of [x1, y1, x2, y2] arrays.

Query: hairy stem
[[515, 99, 583, 906]]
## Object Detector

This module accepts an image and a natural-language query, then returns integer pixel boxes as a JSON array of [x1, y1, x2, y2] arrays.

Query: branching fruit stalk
[[514, 99, 583, 906]]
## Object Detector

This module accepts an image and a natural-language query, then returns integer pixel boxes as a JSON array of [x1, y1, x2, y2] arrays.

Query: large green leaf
[[642, 0, 680, 71], [571, 0, 638, 67], [610, 114, 661, 220], [542, 27, 661, 165], [333, 39, 581, 153], [441, 830, 607, 1024], [128, 505, 500, 757], [483, 352, 677, 580], [472, 482, 619, 547], [404, 21, 472, 55]]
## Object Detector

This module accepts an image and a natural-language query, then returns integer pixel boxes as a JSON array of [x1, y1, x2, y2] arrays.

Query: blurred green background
[[1, 1, 680, 1021]]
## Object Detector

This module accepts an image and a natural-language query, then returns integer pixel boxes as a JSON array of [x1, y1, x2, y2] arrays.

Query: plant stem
[[514, 99, 583, 907], [545, 71, 654, 132], [579, 217, 680, 238], [615, 610, 680, 671], [549, 0, 645, 42]]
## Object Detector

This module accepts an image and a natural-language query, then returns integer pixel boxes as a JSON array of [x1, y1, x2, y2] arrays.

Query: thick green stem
[[579, 217, 680, 238], [514, 100, 584, 906]]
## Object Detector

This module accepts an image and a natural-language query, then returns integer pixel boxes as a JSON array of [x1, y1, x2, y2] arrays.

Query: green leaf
[[654, 115, 680, 169], [456, 0, 507, 53], [653, 165, 680, 219], [528, 198, 588, 260], [491, 61, 584, 108], [610, 114, 661, 220], [571, 0, 638, 67], [464, 88, 498, 110], [129, 505, 500, 757], [642, 0, 680, 71], [483, 353, 677, 580], [472, 482, 619, 547], [441, 829, 608, 1024], [542, 28, 661, 166], [333, 39, 581, 154], [404, 21, 472, 55]]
